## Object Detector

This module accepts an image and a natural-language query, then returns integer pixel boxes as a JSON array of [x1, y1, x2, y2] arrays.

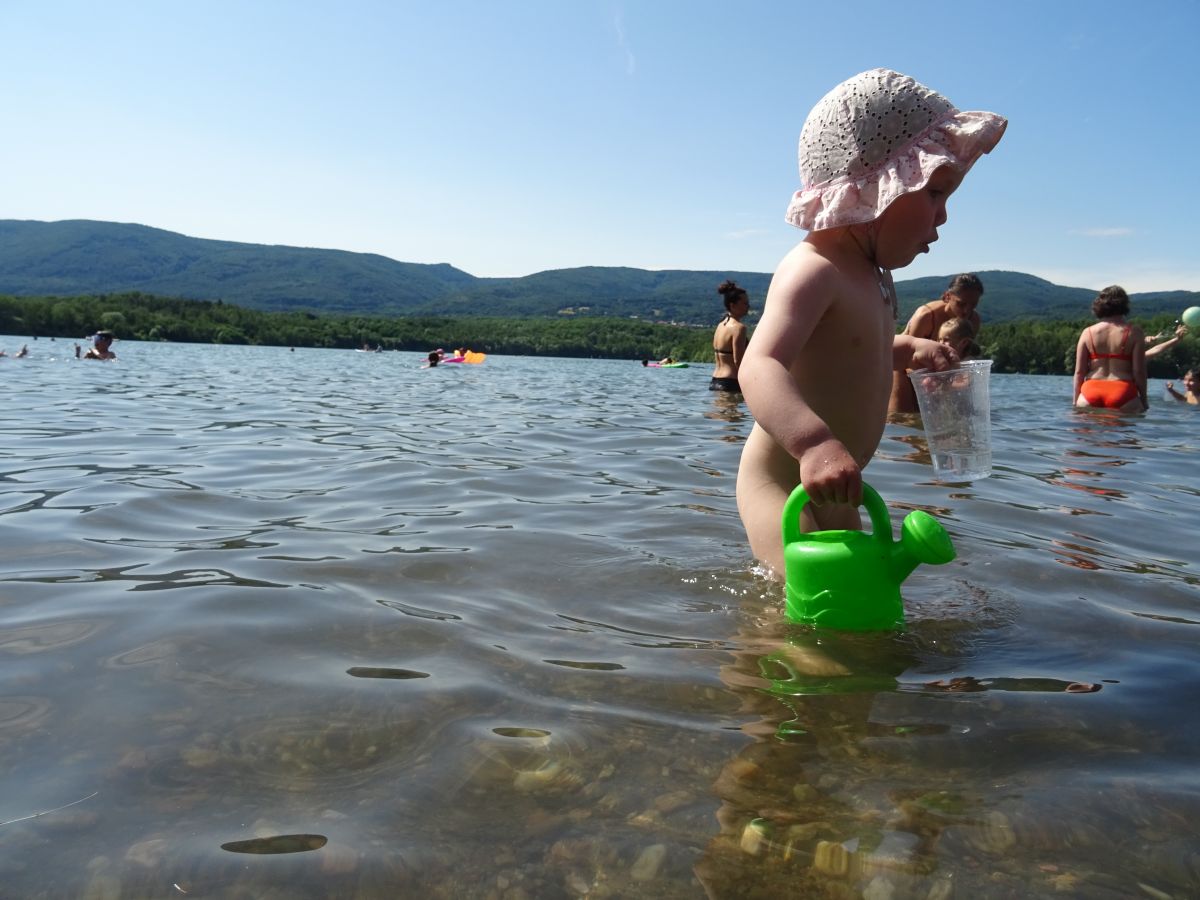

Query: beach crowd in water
[[1, 330, 117, 360], [681, 68, 1194, 577], [4, 70, 1195, 581]]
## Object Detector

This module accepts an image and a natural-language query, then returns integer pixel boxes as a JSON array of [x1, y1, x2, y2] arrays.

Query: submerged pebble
[[630, 843, 666, 881], [124, 838, 168, 868], [812, 839, 858, 877], [969, 811, 1016, 854], [740, 819, 770, 856]]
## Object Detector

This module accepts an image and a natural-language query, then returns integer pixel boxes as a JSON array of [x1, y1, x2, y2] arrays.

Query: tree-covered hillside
[[438, 267, 775, 321], [1, 219, 1197, 325], [3, 291, 1196, 379], [0, 220, 475, 315], [0, 292, 715, 362]]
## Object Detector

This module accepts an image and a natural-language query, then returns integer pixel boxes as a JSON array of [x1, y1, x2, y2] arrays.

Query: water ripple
[[2, 348, 1197, 897]]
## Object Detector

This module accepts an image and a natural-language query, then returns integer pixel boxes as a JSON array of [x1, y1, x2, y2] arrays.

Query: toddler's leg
[[736, 425, 862, 576], [736, 426, 796, 576]]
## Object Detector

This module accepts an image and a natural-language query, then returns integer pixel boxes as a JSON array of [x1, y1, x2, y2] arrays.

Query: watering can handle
[[780, 483, 892, 547]]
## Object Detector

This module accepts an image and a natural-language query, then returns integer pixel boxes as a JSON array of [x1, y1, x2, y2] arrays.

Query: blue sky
[[4, 0, 1198, 293]]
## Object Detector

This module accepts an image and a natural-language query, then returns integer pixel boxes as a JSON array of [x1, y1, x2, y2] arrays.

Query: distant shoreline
[[2, 220, 1197, 326]]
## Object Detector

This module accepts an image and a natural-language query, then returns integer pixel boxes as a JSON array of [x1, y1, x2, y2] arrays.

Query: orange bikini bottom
[[1080, 379, 1138, 408]]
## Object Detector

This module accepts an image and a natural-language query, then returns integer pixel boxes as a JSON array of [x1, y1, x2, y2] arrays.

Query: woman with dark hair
[[1072, 285, 1147, 412], [711, 280, 750, 392], [909, 273, 986, 336], [888, 272, 983, 413]]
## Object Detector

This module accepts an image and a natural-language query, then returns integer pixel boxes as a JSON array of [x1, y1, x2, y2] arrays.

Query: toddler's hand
[[1167, 381, 1175, 389], [799, 438, 861, 507], [911, 337, 958, 372]]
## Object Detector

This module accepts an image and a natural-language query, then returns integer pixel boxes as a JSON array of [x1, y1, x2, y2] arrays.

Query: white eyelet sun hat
[[785, 68, 1007, 232]]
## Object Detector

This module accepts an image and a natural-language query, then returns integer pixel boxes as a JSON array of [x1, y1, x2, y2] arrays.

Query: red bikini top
[[1087, 325, 1133, 361]]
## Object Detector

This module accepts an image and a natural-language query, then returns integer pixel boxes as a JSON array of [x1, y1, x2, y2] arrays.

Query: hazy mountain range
[[2, 219, 1196, 325]]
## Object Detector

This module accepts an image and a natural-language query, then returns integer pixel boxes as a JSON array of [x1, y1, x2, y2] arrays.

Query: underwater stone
[[862, 875, 896, 900], [740, 820, 770, 856], [123, 838, 168, 868], [813, 839, 860, 877], [630, 843, 667, 881], [968, 811, 1016, 854]]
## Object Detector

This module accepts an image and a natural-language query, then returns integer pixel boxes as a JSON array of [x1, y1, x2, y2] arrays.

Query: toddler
[[1166, 369, 1198, 405], [937, 317, 979, 359], [737, 69, 1006, 575]]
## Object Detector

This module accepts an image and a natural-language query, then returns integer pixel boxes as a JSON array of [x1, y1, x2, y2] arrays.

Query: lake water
[[2, 336, 1197, 899]]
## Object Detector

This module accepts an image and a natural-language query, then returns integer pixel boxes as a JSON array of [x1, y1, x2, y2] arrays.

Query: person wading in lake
[[1072, 285, 1148, 413], [888, 272, 985, 414], [710, 280, 751, 393], [83, 331, 117, 360], [736, 68, 1004, 577], [1166, 368, 1198, 404]]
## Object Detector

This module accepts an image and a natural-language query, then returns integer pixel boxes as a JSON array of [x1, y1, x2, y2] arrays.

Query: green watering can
[[782, 483, 956, 630]]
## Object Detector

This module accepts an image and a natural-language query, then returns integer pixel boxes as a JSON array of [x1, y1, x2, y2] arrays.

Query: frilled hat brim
[[785, 109, 1007, 232]]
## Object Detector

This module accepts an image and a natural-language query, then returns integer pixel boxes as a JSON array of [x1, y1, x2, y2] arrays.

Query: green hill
[[0, 220, 475, 315], [438, 267, 776, 322], [1, 219, 1195, 324]]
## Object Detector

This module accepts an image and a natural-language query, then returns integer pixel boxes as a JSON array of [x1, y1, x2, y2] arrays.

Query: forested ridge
[[2, 291, 1196, 377], [3, 220, 1198, 327], [0, 292, 712, 361]]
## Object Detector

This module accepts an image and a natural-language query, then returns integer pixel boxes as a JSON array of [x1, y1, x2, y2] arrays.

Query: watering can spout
[[891, 510, 957, 581]]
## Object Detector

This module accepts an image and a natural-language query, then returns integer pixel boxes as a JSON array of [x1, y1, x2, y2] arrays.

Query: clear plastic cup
[[908, 359, 992, 481]]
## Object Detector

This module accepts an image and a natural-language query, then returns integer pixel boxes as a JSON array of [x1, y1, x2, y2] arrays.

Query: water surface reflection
[[0, 349, 1196, 897]]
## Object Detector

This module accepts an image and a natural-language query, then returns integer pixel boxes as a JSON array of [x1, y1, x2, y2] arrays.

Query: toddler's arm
[[893, 335, 957, 373], [740, 255, 862, 507]]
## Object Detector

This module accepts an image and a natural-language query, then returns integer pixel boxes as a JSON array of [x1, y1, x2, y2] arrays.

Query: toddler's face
[[873, 166, 961, 270], [940, 336, 971, 356]]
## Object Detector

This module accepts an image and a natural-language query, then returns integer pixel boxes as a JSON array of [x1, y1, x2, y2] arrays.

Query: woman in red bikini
[[1072, 285, 1148, 413]]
